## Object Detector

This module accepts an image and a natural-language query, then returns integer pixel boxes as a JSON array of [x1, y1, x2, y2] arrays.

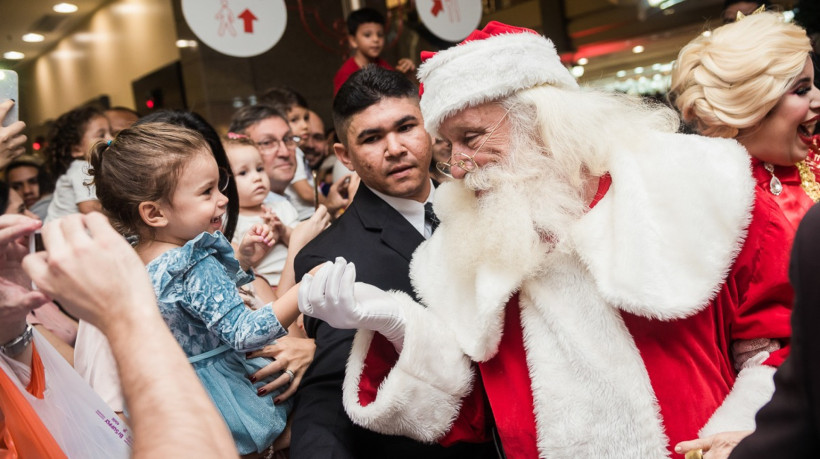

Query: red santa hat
[[418, 21, 578, 136]]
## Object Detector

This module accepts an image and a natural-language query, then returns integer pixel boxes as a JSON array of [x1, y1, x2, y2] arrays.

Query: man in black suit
[[290, 67, 496, 458]]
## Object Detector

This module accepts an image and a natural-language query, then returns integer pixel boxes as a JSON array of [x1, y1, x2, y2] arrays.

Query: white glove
[[299, 257, 406, 350]]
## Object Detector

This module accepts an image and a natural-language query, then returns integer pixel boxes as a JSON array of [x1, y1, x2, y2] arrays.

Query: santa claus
[[299, 22, 794, 458]]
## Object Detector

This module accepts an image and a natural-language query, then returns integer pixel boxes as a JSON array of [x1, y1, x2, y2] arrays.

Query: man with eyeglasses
[[289, 67, 496, 459], [298, 22, 794, 459]]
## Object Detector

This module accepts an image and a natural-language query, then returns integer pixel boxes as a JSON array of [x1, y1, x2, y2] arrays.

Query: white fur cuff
[[699, 365, 776, 437], [342, 291, 474, 442]]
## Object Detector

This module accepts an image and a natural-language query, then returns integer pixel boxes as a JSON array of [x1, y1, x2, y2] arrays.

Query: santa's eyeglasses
[[436, 108, 510, 178]]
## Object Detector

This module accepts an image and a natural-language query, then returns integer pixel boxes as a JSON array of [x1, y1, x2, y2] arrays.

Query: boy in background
[[333, 8, 416, 95]]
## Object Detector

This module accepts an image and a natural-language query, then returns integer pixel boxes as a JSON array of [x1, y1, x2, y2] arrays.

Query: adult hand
[[299, 257, 405, 349], [324, 174, 358, 217], [237, 223, 275, 271], [246, 335, 316, 403], [0, 214, 48, 343], [675, 431, 752, 459], [0, 100, 27, 170], [732, 338, 780, 370], [289, 205, 330, 253], [22, 213, 156, 333]]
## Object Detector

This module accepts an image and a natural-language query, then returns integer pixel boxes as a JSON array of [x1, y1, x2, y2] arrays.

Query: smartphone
[[29, 229, 44, 290], [0, 69, 19, 127], [29, 230, 44, 253]]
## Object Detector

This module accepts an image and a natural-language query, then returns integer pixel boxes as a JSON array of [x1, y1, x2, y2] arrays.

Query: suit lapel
[[352, 186, 425, 262]]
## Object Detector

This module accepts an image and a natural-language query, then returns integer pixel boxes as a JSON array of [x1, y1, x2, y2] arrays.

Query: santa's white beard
[[433, 143, 587, 280]]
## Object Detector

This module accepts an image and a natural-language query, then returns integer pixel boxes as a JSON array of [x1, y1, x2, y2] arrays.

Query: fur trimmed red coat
[[340, 134, 793, 458]]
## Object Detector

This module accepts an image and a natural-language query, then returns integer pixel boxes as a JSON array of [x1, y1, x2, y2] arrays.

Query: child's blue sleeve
[[182, 255, 287, 351]]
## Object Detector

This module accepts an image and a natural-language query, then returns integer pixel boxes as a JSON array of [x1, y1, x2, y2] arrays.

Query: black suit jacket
[[730, 203, 820, 458], [291, 185, 495, 459]]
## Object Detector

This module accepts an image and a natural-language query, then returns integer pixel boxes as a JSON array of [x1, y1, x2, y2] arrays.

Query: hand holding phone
[[0, 70, 27, 170]]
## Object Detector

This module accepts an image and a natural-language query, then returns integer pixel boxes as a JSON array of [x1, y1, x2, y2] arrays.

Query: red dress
[[751, 158, 817, 230]]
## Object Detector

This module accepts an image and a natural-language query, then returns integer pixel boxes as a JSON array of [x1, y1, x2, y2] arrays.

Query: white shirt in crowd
[[45, 159, 97, 223]]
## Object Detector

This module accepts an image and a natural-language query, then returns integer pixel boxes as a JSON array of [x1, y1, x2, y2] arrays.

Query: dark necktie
[[424, 202, 440, 234]]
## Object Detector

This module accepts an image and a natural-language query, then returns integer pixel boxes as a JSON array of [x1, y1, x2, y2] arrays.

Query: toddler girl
[[89, 122, 301, 457]]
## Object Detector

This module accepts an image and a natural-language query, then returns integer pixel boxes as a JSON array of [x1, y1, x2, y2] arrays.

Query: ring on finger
[[285, 369, 295, 384]]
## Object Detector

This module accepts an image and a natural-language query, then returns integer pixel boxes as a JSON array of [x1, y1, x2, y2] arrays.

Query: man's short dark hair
[[229, 104, 288, 134], [332, 66, 418, 145], [347, 7, 385, 35], [258, 87, 309, 115]]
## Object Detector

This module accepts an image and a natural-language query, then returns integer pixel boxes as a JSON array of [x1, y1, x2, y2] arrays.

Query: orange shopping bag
[[0, 341, 67, 458], [0, 330, 131, 458]]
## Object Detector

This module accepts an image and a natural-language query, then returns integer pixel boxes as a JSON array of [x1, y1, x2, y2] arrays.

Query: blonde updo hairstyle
[[670, 12, 811, 138]]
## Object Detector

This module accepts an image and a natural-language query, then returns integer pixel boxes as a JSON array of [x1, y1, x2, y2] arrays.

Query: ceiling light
[[648, 0, 663, 6], [22, 33, 45, 42], [701, 30, 712, 37], [634, 67, 644, 74], [53, 3, 79, 13], [616, 70, 627, 78], [3, 51, 25, 60], [577, 57, 588, 66], [175, 39, 198, 48], [632, 45, 645, 54]]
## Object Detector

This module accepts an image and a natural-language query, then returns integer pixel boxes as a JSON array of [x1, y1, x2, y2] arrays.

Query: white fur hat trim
[[418, 31, 579, 136]]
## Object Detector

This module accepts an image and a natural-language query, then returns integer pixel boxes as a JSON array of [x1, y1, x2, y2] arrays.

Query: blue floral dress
[[145, 231, 290, 454]]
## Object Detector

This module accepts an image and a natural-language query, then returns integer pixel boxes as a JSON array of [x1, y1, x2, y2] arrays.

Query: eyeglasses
[[436, 108, 510, 178], [218, 167, 231, 193], [255, 135, 301, 153]]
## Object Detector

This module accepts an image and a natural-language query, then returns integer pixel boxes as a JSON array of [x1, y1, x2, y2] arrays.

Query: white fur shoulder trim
[[573, 134, 755, 319], [342, 291, 474, 442]]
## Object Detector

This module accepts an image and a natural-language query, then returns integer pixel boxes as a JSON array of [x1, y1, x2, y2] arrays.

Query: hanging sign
[[416, 0, 482, 42], [181, 0, 287, 57]]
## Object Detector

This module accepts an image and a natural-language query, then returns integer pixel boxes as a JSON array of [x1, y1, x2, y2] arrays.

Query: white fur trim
[[520, 261, 670, 458], [418, 32, 578, 137], [410, 226, 523, 361], [572, 133, 755, 319], [342, 291, 474, 442], [699, 365, 776, 437]]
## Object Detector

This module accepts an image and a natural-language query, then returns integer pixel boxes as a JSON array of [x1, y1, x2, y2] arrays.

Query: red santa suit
[[339, 129, 793, 458], [319, 22, 794, 458]]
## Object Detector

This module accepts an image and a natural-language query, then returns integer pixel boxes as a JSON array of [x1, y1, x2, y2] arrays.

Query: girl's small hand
[[237, 224, 275, 271]]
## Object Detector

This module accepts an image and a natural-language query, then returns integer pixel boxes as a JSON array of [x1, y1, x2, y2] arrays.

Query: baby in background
[[224, 136, 297, 289]]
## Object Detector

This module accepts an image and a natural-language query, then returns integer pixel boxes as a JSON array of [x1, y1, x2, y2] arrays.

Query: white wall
[[25, 0, 179, 124]]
